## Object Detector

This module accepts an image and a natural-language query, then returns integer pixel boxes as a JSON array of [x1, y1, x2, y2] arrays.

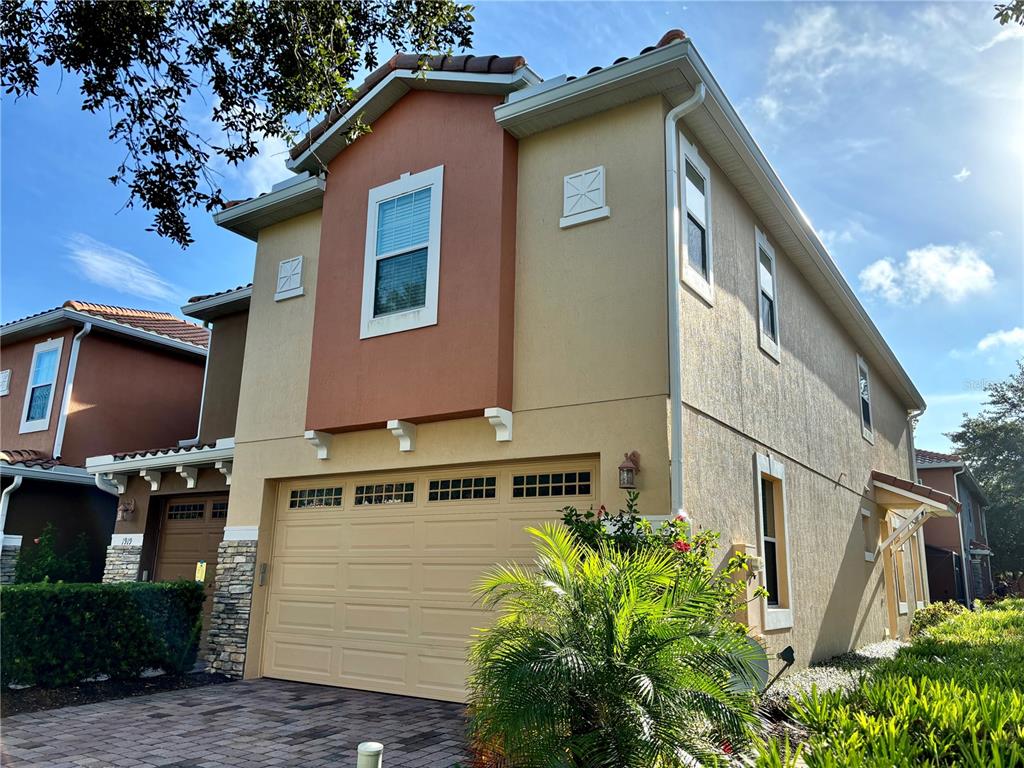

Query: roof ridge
[[64, 300, 180, 320]]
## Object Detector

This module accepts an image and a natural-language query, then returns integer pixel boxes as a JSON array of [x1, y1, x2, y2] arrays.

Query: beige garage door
[[262, 459, 597, 702]]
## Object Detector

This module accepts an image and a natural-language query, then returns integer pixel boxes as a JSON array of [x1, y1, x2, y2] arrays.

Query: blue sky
[[2, 2, 1021, 451]]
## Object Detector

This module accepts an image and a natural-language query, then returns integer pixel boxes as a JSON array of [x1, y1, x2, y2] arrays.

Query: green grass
[[758, 599, 1024, 767]]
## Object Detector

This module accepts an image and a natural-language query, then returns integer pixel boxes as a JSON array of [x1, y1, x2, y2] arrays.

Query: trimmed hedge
[[0, 581, 205, 687]]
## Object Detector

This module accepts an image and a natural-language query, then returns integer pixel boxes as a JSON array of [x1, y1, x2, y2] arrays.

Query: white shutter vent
[[0, 369, 9, 396], [275, 256, 304, 301], [560, 165, 611, 229]]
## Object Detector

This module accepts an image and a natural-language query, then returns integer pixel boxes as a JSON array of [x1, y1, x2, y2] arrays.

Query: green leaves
[[468, 524, 764, 767], [0, 0, 474, 245]]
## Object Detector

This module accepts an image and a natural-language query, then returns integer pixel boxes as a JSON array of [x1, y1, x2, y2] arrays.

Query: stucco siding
[[199, 310, 248, 443], [1, 329, 75, 456]]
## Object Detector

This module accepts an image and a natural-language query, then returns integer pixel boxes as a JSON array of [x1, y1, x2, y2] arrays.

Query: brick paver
[[1, 679, 470, 767]]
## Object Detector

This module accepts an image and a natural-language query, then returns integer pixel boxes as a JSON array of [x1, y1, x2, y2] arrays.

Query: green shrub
[[0, 580, 205, 687], [785, 599, 1024, 767], [468, 523, 766, 767], [14, 523, 91, 583], [910, 599, 968, 637]]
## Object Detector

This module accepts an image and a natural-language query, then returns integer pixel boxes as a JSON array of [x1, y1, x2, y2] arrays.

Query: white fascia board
[[1, 309, 206, 357], [85, 437, 235, 475], [213, 176, 326, 241], [916, 461, 963, 470], [874, 481, 957, 517], [182, 286, 253, 321], [288, 69, 537, 175], [495, 39, 923, 411], [0, 464, 95, 486]]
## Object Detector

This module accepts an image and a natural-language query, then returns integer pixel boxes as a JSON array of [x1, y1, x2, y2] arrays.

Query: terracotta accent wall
[[199, 310, 248, 443], [918, 466, 964, 551], [306, 90, 517, 431], [59, 332, 205, 465], [0, 329, 75, 456]]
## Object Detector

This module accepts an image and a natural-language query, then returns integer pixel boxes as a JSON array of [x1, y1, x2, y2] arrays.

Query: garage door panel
[[265, 459, 597, 702], [272, 598, 338, 633]]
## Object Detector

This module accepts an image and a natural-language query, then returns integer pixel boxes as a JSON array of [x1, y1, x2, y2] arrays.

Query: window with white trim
[[755, 227, 780, 361], [275, 256, 304, 301], [857, 355, 874, 443], [20, 337, 64, 434], [0, 369, 10, 396], [895, 539, 909, 615], [360, 165, 444, 339], [756, 453, 793, 630], [861, 507, 876, 562], [680, 136, 713, 304]]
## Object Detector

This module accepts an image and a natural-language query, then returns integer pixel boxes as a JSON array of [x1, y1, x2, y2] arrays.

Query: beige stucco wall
[[675, 116, 920, 656]]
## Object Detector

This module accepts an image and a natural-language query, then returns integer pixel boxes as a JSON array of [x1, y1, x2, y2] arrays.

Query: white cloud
[[859, 243, 995, 304], [236, 135, 290, 198], [65, 234, 179, 303], [818, 220, 869, 252], [977, 327, 1024, 352], [977, 25, 1024, 52], [953, 167, 971, 182]]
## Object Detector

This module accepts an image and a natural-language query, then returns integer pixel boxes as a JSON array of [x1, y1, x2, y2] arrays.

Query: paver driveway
[[1, 679, 470, 768]]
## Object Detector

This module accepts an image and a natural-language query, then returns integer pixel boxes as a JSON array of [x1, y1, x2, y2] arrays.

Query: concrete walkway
[[1, 679, 469, 768]]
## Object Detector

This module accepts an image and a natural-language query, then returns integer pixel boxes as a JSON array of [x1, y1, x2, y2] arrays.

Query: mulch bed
[[1, 671, 231, 717]]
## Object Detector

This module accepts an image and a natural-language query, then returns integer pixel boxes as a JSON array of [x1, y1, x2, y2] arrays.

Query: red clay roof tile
[[0, 449, 60, 469], [871, 470, 960, 511]]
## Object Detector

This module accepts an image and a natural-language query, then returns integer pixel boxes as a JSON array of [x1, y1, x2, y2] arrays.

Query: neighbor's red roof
[[872, 470, 960, 511], [916, 448, 963, 465], [64, 301, 209, 347], [0, 449, 60, 469], [187, 284, 253, 304]]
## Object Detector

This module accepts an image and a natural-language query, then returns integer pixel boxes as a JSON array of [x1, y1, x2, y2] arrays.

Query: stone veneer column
[[102, 533, 145, 583], [207, 537, 257, 678], [1, 536, 22, 584]]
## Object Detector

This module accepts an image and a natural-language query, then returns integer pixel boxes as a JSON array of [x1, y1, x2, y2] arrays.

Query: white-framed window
[[861, 506, 876, 562], [857, 355, 874, 443], [559, 166, 610, 229], [755, 226, 780, 362], [0, 369, 10, 396], [275, 255, 304, 301], [20, 337, 64, 434], [755, 453, 793, 630], [895, 538, 909, 615], [680, 135, 714, 305], [910, 531, 926, 609], [360, 165, 444, 339]]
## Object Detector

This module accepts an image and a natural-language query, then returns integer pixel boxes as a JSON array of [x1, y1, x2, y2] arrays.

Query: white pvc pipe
[[1, 475, 23, 535], [664, 82, 707, 518], [53, 322, 92, 459], [356, 742, 383, 768]]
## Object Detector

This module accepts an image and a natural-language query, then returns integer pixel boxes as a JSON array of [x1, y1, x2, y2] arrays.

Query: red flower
[[721, 740, 733, 755], [596, 504, 607, 519], [675, 512, 688, 522], [33, 537, 40, 545], [673, 540, 691, 553]]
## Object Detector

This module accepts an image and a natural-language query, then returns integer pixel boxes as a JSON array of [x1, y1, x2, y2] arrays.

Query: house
[[85, 285, 249, 630], [916, 449, 993, 604], [0, 301, 208, 582], [97, 30, 955, 700]]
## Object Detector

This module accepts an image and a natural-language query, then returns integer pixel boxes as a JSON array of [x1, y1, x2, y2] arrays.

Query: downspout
[[93, 473, 120, 497], [952, 466, 972, 605], [907, 408, 923, 483], [53, 322, 92, 460], [665, 82, 706, 517], [1, 475, 24, 536]]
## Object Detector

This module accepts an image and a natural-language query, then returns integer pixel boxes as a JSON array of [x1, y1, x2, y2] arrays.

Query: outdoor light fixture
[[618, 451, 640, 489]]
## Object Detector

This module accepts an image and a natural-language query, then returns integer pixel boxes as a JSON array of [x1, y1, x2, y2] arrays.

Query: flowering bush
[[561, 491, 765, 622]]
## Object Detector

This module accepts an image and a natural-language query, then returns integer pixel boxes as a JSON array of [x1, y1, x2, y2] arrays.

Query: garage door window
[[512, 470, 592, 499], [354, 482, 415, 506], [428, 476, 497, 502], [289, 486, 343, 509], [211, 501, 229, 518], [167, 502, 205, 520]]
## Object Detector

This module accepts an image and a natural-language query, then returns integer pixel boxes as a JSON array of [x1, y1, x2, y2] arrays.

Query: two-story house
[[99, 30, 957, 700], [85, 285, 249, 631], [917, 449, 993, 604], [0, 301, 208, 582]]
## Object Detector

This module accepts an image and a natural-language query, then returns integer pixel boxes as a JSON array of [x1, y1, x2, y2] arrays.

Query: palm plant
[[468, 523, 765, 768]]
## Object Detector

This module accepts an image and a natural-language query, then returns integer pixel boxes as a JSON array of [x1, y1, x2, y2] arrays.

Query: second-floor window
[[857, 355, 874, 443], [360, 165, 444, 339], [755, 226, 780, 361], [680, 135, 713, 304], [20, 337, 64, 434]]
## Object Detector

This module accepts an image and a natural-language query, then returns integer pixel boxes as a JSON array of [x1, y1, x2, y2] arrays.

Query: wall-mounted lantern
[[116, 498, 136, 522], [618, 451, 640, 490]]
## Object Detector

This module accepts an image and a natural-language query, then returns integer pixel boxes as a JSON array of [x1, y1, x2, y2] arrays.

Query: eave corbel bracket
[[484, 407, 513, 442], [140, 469, 162, 492], [304, 430, 332, 460], [176, 465, 199, 489], [215, 460, 233, 486], [387, 420, 416, 452]]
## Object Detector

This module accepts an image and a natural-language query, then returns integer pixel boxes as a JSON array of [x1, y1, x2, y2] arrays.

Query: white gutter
[[94, 473, 121, 496], [86, 437, 235, 475], [53, 322, 92, 459], [907, 408, 923, 482], [0, 464, 96, 485], [664, 82, 707, 518], [1, 475, 23, 536]]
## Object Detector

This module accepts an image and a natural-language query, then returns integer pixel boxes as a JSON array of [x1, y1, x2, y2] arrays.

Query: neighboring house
[[0, 301, 208, 582], [85, 285, 249, 631], [98, 30, 955, 700], [916, 448, 993, 604]]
